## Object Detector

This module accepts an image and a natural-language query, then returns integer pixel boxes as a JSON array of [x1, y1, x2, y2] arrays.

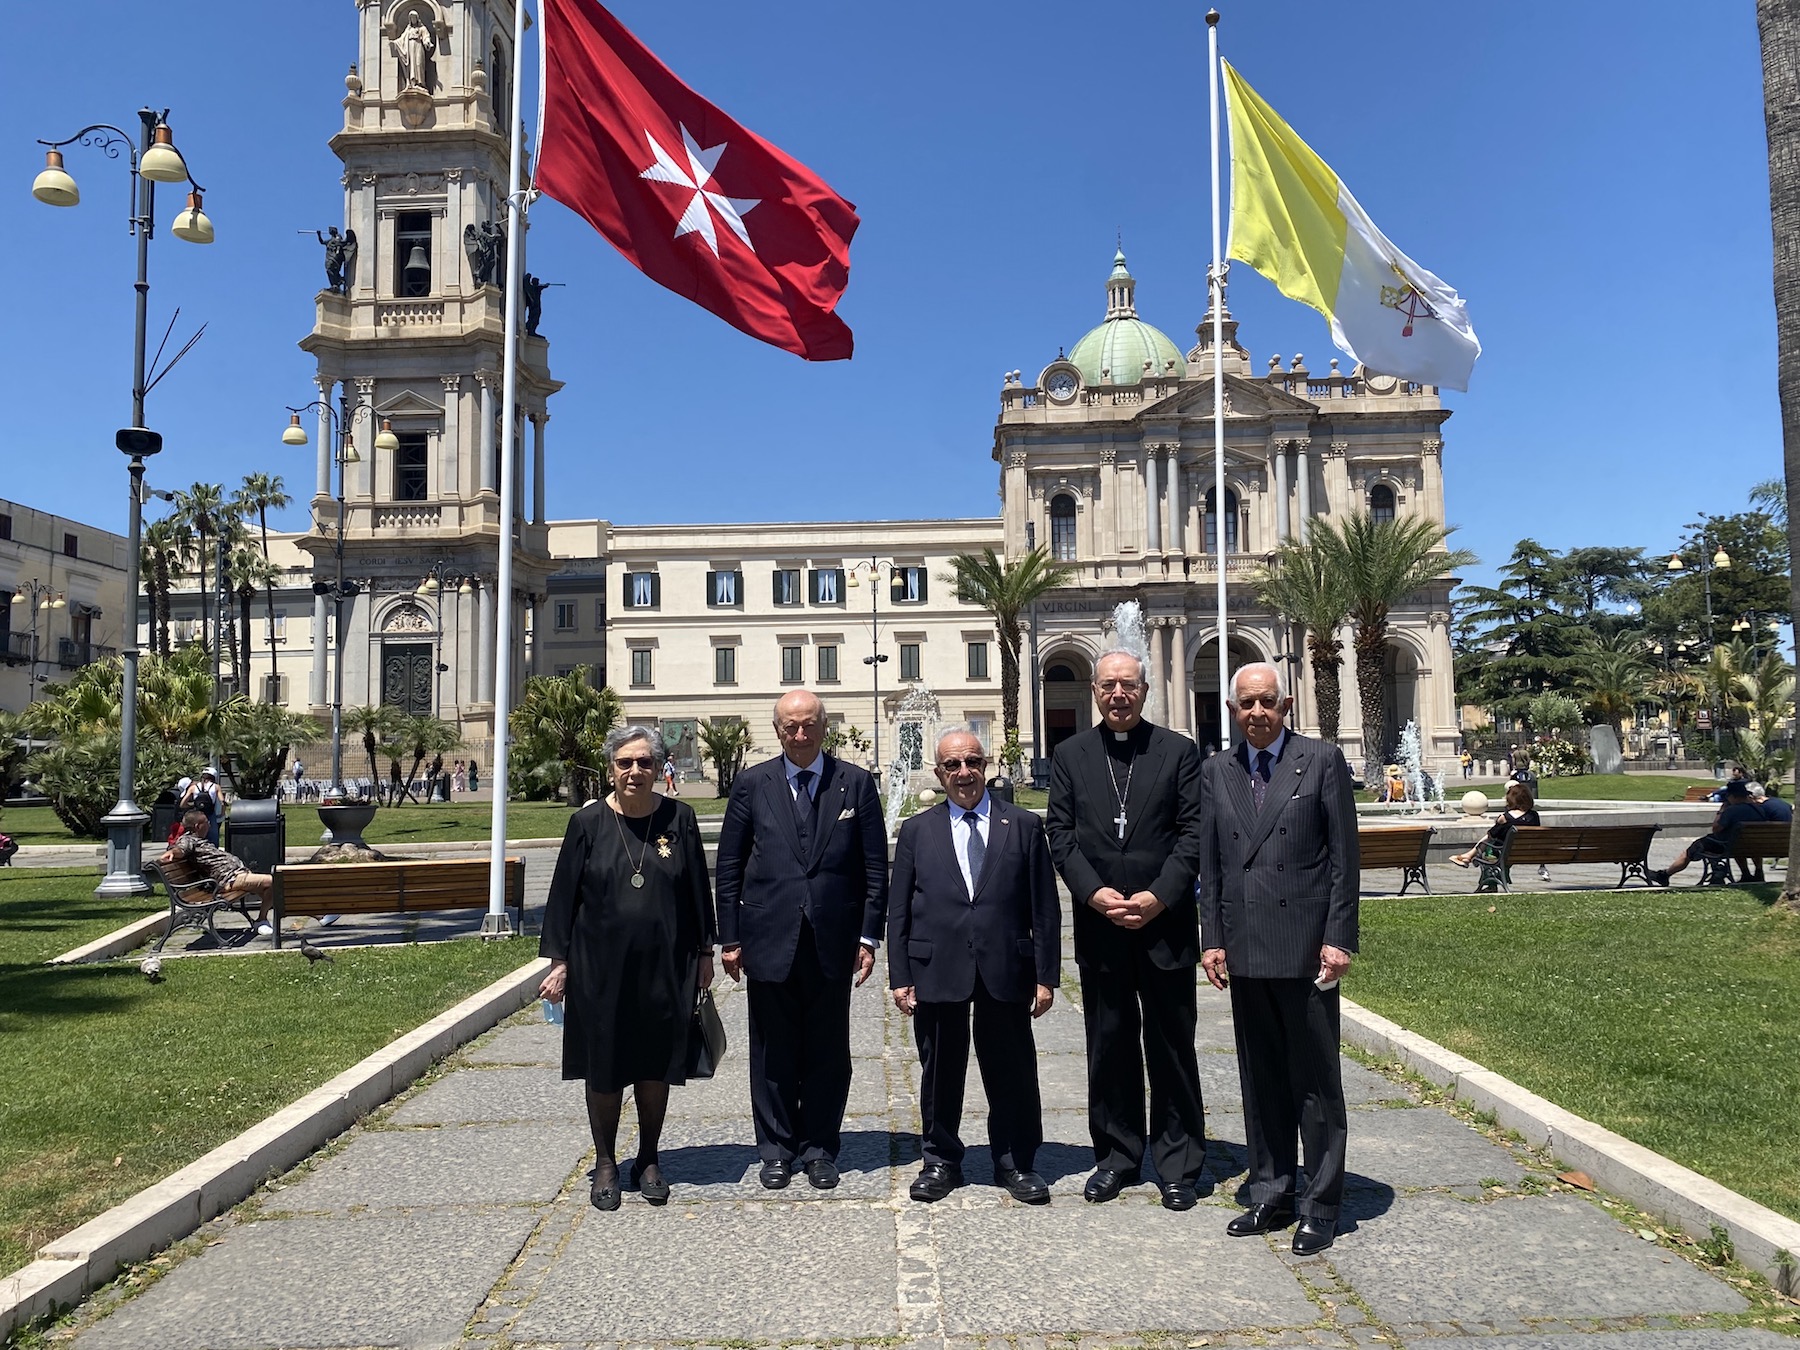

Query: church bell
[[403, 244, 430, 279]]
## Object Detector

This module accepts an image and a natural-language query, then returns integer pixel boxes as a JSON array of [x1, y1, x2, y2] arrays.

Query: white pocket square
[[838, 807, 856, 820]]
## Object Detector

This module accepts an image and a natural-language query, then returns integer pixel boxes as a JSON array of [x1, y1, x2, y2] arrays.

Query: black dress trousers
[[746, 918, 854, 1164], [1229, 975, 1347, 1220], [914, 971, 1042, 1172]]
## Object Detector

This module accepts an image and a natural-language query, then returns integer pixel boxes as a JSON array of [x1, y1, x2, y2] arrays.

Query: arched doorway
[[1191, 634, 1268, 752], [1381, 642, 1421, 762], [1042, 653, 1092, 754]]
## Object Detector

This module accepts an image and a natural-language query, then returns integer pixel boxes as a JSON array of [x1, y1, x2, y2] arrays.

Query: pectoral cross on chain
[[1113, 808, 1128, 841]]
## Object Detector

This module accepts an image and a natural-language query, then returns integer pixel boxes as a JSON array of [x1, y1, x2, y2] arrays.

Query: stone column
[[1273, 441, 1290, 543], [477, 371, 497, 495], [1420, 439, 1444, 523], [1294, 439, 1313, 543], [512, 410, 527, 530], [353, 378, 377, 500], [1171, 617, 1191, 735], [309, 592, 329, 708], [1165, 446, 1184, 556], [1099, 449, 1118, 558], [315, 377, 334, 496], [1144, 450, 1161, 553], [530, 595, 548, 674], [532, 414, 548, 526], [1147, 619, 1167, 720], [477, 579, 495, 705]]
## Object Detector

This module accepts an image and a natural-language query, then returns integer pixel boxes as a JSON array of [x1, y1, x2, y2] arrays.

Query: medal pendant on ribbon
[[630, 873, 645, 889]]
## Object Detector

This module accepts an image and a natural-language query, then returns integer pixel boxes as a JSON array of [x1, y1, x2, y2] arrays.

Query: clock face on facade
[[1045, 370, 1078, 401]]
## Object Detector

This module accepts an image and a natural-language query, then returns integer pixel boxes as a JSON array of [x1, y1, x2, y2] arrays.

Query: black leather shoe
[[996, 1168, 1050, 1204], [758, 1159, 792, 1190], [909, 1162, 964, 1202], [590, 1170, 621, 1211], [1227, 1201, 1295, 1236], [632, 1159, 670, 1206], [804, 1158, 840, 1190], [1292, 1217, 1336, 1255], [1082, 1168, 1138, 1203], [1160, 1180, 1199, 1211]]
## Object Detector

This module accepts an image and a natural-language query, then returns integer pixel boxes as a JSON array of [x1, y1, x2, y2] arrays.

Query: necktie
[[794, 768, 815, 847], [1252, 749, 1272, 811], [963, 810, 985, 893]]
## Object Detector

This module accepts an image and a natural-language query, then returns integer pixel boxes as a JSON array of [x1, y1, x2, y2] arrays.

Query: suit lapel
[[1239, 737, 1309, 858], [807, 755, 844, 865], [761, 760, 807, 864], [935, 803, 971, 903]]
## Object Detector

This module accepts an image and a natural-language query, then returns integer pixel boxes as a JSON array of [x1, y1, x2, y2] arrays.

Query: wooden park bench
[[1696, 819, 1790, 885], [269, 857, 526, 947], [1682, 785, 1719, 803], [143, 860, 257, 952], [1357, 825, 1435, 895], [1474, 824, 1661, 893]]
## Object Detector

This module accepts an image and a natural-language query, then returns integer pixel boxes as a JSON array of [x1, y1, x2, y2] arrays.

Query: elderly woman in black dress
[[539, 724, 715, 1210]]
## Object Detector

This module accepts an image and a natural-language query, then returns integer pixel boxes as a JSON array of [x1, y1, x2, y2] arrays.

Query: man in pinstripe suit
[[1196, 662, 1359, 1255]]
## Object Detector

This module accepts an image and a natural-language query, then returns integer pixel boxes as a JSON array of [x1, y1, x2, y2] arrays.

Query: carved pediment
[[374, 389, 446, 419], [1146, 374, 1317, 421]]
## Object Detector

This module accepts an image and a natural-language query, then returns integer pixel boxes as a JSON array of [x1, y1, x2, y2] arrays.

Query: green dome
[[1068, 250, 1185, 386]]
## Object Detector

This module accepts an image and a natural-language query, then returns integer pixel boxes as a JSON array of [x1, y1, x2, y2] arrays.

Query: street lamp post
[[282, 404, 397, 797], [847, 558, 893, 777], [415, 560, 470, 723], [9, 582, 66, 704], [35, 108, 215, 900], [1668, 538, 1732, 760]]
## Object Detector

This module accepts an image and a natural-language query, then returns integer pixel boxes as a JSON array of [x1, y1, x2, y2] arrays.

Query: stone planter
[[316, 802, 378, 849]]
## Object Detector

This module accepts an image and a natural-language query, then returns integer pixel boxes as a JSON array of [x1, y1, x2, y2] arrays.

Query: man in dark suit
[[1046, 647, 1208, 1210], [717, 690, 888, 1190], [889, 729, 1061, 1204], [1197, 662, 1359, 1256]]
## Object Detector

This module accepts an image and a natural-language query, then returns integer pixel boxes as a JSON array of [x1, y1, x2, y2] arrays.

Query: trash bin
[[225, 798, 287, 874], [1029, 757, 1052, 791], [986, 774, 1015, 806], [147, 789, 183, 849]]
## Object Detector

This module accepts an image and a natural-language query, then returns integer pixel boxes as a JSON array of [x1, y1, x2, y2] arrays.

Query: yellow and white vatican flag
[[1222, 61, 1481, 391]]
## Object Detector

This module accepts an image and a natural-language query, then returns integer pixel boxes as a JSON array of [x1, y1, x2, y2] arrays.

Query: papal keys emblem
[[1379, 261, 1440, 337]]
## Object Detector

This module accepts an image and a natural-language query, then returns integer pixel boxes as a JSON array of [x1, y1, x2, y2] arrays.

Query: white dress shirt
[[784, 755, 822, 803], [950, 792, 992, 896]]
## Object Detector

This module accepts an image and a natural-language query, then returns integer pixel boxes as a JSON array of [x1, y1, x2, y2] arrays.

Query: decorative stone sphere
[[918, 789, 938, 806], [1460, 790, 1490, 816]]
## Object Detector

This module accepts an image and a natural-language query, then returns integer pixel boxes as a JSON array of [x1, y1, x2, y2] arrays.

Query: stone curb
[[0, 956, 551, 1340], [1339, 997, 1800, 1293], [49, 913, 171, 965]]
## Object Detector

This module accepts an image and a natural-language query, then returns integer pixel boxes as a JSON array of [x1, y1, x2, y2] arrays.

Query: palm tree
[[508, 669, 621, 803], [1758, 0, 1800, 894], [343, 704, 403, 798], [140, 517, 191, 657], [1256, 534, 1352, 742], [941, 546, 1076, 773], [1312, 511, 1476, 785], [1571, 635, 1656, 742], [233, 473, 291, 699], [173, 483, 232, 669], [698, 718, 755, 798], [229, 546, 279, 701], [393, 714, 464, 804]]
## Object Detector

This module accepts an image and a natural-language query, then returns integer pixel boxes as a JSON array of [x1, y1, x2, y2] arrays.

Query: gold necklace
[[609, 797, 652, 888]]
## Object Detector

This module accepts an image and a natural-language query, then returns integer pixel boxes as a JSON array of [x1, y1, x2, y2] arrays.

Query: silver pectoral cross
[[1114, 809, 1127, 840]]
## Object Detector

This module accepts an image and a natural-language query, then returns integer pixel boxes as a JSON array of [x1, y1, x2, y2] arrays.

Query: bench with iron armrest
[[1682, 785, 1718, 803], [269, 857, 526, 946], [1696, 819, 1790, 885], [143, 860, 257, 952], [1474, 824, 1662, 893], [1357, 825, 1435, 895]]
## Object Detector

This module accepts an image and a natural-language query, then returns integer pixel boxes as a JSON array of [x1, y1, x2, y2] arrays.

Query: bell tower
[[299, 0, 560, 743]]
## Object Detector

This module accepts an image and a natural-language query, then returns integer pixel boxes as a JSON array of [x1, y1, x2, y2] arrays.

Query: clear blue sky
[[2, 1, 1776, 590]]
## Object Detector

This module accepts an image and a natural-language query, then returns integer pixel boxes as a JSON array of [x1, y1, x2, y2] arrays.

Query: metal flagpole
[[484, 0, 533, 936], [1207, 9, 1230, 747]]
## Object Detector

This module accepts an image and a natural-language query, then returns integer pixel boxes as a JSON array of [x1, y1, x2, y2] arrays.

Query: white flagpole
[[1207, 9, 1230, 748], [485, 0, 533, 935]]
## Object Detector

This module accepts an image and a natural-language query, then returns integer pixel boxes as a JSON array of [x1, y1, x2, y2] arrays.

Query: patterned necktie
[[794, 768, 815, 846], [963, 810, 985, 893], [1252, 749, 1272, 811]]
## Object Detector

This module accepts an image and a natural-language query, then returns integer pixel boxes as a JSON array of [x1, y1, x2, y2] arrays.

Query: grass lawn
[[1530, 773, 1713, 802], [0, 868, 533, 1275], [0, 805, 84, 847], [1354, 886, 1800, 1221]]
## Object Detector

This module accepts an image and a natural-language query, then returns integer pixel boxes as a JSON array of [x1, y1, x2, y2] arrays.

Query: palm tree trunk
[[999, 628, 1022, 753], [239, 586, 255, 699], [1766, 0, 1800, 903], [1355, 629, 1388, 786], [1309, 646, 1342, 742], [196, 526, 211, 664]]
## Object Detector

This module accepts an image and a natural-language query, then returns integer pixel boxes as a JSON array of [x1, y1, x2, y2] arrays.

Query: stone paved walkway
[[57, 914, 1787, 1350]]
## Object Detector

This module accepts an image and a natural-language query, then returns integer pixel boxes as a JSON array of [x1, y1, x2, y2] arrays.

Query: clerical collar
[[1105, 720, 1152, 759]]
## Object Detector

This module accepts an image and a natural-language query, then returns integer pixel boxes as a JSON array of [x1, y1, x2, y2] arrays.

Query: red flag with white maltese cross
[[536, 0, 859, 360]]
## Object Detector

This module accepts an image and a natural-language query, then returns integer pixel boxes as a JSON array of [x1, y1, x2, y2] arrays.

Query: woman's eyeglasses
[[613, 756, 658, 771], [937, 756, 987, 772]]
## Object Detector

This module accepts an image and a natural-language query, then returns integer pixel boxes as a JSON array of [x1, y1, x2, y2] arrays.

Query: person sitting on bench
[[159, 808, 277, 936], [1450, 783, 1539, 868], [1650, 779, 1762, 886]]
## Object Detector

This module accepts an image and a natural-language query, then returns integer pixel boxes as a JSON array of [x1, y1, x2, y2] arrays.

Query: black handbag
[[686, 988, 727, 1079]]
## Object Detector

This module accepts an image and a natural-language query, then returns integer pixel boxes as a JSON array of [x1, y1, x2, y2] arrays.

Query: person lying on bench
[[1649, 779, 1762, 886], [1449, 783, 1539, 868], [159, 808, 278, 937]]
